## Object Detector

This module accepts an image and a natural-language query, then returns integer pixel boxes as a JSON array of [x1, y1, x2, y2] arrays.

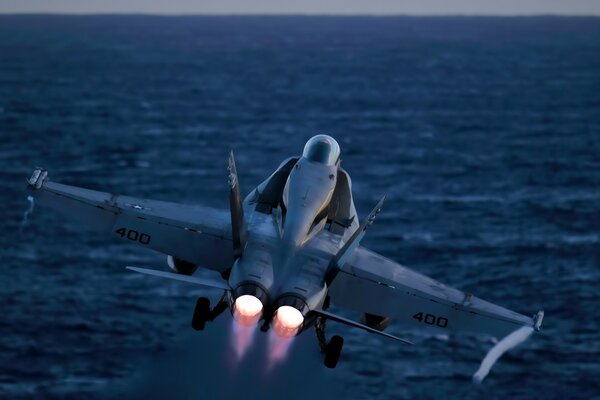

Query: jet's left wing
[[328, 246, 543, 338], [26, 168, 233, 272]]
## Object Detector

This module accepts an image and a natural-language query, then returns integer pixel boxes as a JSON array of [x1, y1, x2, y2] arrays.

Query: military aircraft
[[27, 134, 543, 370]]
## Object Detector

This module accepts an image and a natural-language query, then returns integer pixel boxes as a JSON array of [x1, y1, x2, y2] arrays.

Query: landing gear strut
[[191, 295, 228, 331], [192, 298, 210, 330], [315, 317, 344, 368]]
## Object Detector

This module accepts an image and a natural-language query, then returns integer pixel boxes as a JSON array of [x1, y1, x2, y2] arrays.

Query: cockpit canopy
[[302, 135, 341, 166]]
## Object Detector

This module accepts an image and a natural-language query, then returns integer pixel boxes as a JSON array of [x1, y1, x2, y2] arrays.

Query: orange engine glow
[[233, 295, 263, 326], [272, 306, 304, 338]]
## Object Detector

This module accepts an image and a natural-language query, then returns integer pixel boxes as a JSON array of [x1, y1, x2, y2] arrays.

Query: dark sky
[[1, 0, 599, 15]]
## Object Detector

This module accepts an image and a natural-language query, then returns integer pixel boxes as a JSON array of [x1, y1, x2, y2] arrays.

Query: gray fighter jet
[[27, 134, 543, 369]]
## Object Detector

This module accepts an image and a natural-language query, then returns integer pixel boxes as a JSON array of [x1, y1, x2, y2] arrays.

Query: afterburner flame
[[272, 306, 304, 338], [233, 295, 263, 326], [267, 329, 294, 368], [230, 317, 258, 361]]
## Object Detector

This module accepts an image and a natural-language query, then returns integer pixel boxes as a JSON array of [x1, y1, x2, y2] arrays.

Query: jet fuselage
[[227, 135, 351, 337]]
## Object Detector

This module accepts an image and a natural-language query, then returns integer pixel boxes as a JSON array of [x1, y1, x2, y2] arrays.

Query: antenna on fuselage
[[228, 150, 247, 260]]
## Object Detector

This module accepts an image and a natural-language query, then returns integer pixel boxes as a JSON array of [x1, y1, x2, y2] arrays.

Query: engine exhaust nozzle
[[233, 294, 263, 326], [272, 305, 304, 338]]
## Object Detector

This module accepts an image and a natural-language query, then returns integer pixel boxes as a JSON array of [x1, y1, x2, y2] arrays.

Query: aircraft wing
[[328, 247, 541, 338], [26, 168, 233, 272]]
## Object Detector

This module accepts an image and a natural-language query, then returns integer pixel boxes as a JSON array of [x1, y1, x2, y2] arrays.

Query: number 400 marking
[[412, 312, 448, 328], [115, 227, 151, 245]]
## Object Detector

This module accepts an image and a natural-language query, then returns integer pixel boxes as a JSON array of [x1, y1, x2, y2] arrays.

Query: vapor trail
[[20, 196, 35, 232], [472, 326, 534, 383]]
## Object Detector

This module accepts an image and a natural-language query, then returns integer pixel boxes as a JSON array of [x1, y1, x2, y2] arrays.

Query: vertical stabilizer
[[326, 195, 386, 284], [228, 151, 247, 259]]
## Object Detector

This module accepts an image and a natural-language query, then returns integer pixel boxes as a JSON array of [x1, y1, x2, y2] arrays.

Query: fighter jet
[[26, 134, 543, 371]]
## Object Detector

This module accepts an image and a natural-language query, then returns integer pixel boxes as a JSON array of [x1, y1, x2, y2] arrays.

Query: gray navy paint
[[26, 134, 543, 379]]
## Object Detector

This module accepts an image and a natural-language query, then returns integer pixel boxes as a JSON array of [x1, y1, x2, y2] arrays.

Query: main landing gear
[[191, 295, 228, 331], [316, 317, 344, 368]]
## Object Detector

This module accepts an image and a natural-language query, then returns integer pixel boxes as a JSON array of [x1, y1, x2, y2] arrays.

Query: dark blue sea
[[1, 15, 599, 399]]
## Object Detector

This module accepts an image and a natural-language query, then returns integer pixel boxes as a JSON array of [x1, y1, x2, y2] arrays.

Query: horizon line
[[1, 12, 600, 18]]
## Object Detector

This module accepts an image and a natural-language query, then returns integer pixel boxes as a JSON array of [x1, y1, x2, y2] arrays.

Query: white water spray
[[472, 326, 534, 384], [19, 196, 35, 232]]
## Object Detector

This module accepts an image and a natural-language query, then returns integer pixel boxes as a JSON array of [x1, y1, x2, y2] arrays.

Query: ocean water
[[1, 15, 599, 399]]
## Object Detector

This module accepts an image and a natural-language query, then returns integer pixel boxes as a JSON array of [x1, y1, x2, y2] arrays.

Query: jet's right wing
[[26, 168, 233, 272], [328, 246, 543, 339]]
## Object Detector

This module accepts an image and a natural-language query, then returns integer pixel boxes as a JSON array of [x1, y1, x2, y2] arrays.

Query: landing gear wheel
[[191, 297, 211, 331], [324, 335, 344, 369]]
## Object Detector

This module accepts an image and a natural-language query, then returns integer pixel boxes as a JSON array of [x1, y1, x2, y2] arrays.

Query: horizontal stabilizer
[[126, 266, 231, 291], [311, 308, 413, 345]]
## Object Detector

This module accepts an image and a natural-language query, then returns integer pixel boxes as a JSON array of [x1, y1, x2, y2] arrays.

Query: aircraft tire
[[324, 335, 344, 368], [191, 297, 211, 331]]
